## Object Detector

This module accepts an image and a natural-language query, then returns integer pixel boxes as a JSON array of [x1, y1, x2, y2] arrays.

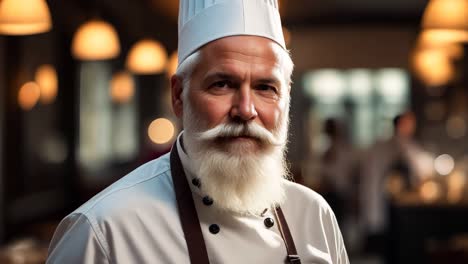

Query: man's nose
[[230, 87, 258, 122]]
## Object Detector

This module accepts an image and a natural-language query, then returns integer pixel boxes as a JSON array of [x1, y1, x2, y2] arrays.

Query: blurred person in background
[[320, 118, 360, 252], [46, 0, 349, 263], [361, 111, 428, 258]]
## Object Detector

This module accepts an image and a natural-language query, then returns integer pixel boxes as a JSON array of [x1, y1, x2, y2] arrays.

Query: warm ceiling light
[[18, 81, 41, 110], [126, 39, 167, 74], [110, 71, 135, 104], [420, 180, 441, 203], [35, 64, 58, 104], [0, 0, 52, 35], [422, 0, 468, 43], [148, 118, 175, 144], [416, 31, 465, 59], [71, 19, 120, 60], [412, 48, 455, 87], [166, 51, 178, 78]]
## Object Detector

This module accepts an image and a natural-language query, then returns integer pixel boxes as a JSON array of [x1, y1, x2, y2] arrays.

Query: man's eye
[[212, 81, 229, 88], [257, 84, 277, 93]]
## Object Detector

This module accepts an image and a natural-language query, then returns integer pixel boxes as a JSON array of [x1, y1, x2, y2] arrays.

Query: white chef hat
[[177, 0, 286, 66]]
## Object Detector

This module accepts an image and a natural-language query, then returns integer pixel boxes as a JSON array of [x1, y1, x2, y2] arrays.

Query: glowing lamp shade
[[72, 20, 120, 60], [127, 39, 167, 74], [166, 51, 178, 78], [412, 48, 455, 87], [417, 31, 465, 59], [0, 0, 52, 35], [18, 82, 41, 110], [110, 71, 135, 104], [35, 64, 58, 104], [148, 118, 175, 144], [422, 0, 468, 43]]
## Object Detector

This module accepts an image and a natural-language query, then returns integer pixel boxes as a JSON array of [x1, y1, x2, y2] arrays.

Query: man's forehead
[[198, 36, 284, 69], [200, 57, 283, 83]]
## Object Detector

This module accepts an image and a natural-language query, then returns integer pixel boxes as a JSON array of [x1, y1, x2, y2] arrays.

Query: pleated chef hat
[[177, 0, 286, 66]]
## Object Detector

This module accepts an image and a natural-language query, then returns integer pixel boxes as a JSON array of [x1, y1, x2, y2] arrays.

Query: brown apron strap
[[170, 145, 210, 264], [275, 207, 302, 264]]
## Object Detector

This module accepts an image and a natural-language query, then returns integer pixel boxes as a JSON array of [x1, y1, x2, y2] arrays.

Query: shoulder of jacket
[[283, 179, 332, 213], [73, 153, 173, 217]]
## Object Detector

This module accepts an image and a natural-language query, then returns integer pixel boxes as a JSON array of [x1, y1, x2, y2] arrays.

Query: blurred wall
[[290, 26, 417, 70]]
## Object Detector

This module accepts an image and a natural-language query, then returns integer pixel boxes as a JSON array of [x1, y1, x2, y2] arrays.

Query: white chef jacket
[[47, 136, 349, 264]]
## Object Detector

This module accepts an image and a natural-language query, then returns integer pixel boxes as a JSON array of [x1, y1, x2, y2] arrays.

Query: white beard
[[182, 96, 290, 215]]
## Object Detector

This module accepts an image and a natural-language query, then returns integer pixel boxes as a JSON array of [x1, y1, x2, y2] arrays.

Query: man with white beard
[[47, 0, 348, 263]]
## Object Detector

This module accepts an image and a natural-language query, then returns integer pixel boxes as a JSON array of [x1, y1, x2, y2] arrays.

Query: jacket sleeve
[[330, 211, 349, 264], [46, 213, 111, 264], [321, 204, 349, 264]]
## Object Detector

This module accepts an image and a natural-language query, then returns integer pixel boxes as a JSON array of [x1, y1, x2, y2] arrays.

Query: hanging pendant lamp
[[422, 0, 468, 43], [72, 19, 120, 60], [0, 0, 52, 35], [126, 39, 167, 75]]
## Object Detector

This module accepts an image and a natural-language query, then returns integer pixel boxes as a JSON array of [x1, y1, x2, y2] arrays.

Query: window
[[303, 68, 410, 150]]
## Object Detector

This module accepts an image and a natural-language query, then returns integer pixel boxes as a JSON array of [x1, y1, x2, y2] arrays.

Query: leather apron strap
[[170, 144, 300, 263], [275, 207, 302, 264], [170, 145, 210, 263]]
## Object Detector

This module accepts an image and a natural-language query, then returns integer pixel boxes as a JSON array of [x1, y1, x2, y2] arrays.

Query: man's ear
[[171, 75, 184, 118]]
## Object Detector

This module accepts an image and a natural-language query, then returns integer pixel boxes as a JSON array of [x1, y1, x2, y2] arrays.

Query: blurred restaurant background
[[0, 0, 468, 263]]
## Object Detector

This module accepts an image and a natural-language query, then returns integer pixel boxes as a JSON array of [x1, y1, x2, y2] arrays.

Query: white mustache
[[196, 122, 284, 146]]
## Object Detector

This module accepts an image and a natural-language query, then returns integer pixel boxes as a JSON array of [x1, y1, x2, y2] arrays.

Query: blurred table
[[389, 199, 468, 264]]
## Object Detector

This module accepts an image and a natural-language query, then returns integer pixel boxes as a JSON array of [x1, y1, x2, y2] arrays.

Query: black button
[[209, 224, 220, 234], [264, 217, 274, 228], [202, 196, 214, 206], [191, 178, 201, 188]]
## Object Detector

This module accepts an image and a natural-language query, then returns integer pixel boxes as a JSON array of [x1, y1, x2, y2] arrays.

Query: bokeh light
[[421, 0, 468, 44], [447, 170, 466, 203], [72, 19, 120, 60], [18, 82, 41, 110], [127, 39, 167, 74], [420, 180, 441, 203], [434, 154, 455, 176], [35, 64, 58, 104], [412, 48, 455, 87], [0, 0, 52, 35], [148, 118, 175, 144], [110, 71, 135, 104]]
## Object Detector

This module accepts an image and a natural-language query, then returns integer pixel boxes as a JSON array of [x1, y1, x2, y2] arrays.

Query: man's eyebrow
[[256, 77, 282, 86], [204, 72, 282, 86], [204, 72, 238, 81]]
